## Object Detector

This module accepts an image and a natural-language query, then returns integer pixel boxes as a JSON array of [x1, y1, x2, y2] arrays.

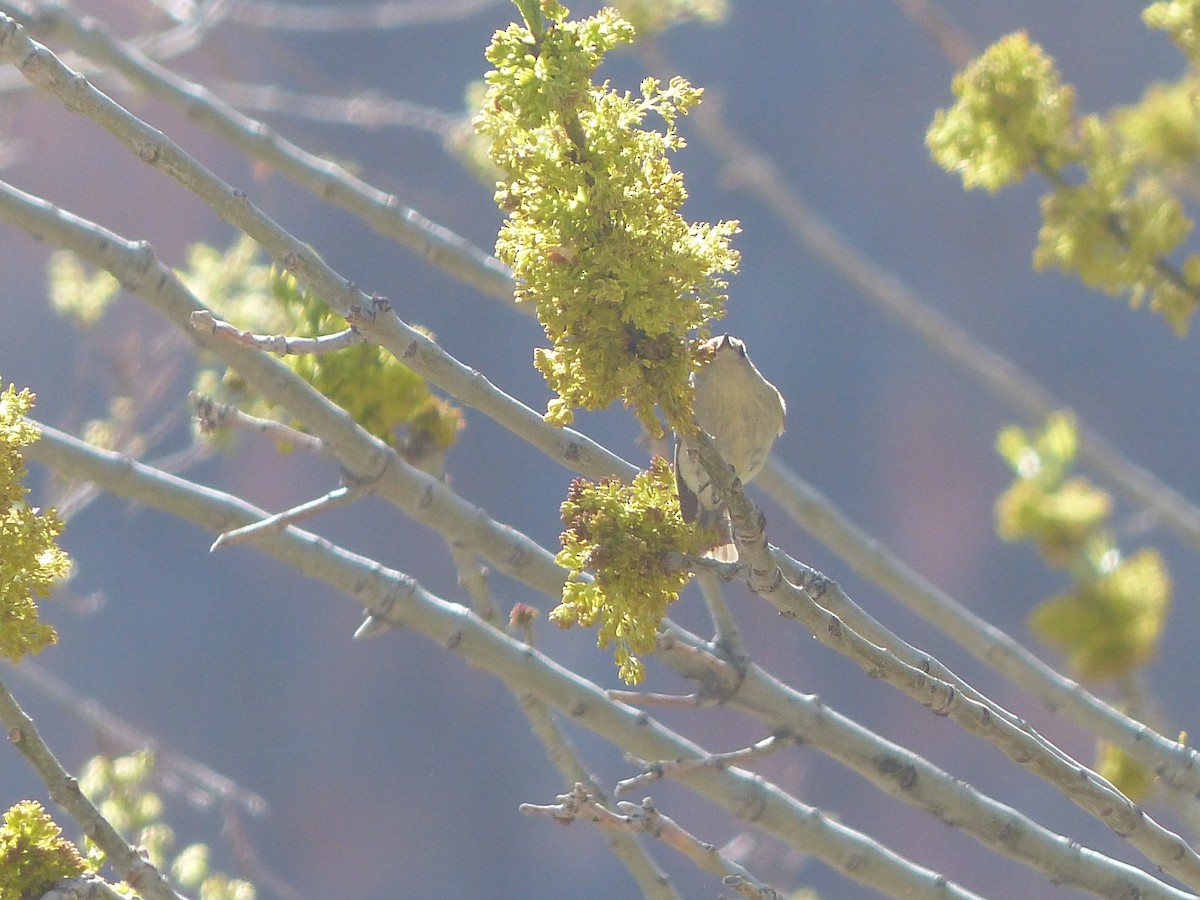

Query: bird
[[675, 334, 786, 562]]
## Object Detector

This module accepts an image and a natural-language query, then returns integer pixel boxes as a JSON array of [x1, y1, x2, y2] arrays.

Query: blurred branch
[[2, 660, 267, 816], [223, 0, 506, 31], [3, 4, 514, 301], [209, 80, 465, 136], [521, 785, 777, 899], [38, 876, 129, 900], [890, 0, 975, 66], [0, 677, 185, 900]]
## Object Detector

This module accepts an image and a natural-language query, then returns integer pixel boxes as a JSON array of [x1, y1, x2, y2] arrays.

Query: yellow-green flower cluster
[[927, 32, 1076, 192], [552, 457, 705, 683], [0, 381, 67, 662], [1029, 547, 1170, 682], [995, 413, 1110, 565], [614, 0, 727, 36], [1094, 739, 1155, 803], [995, 413, 1170, 682], [47, 250, 121, 328], [0, 801, 89, 898], [476, 2, 739, 436], [267, 269, 464, 464], [181, 236, 463, 462], [81, 751, 255, 900], [929, 28, 1200, 333], [1033, 118, 1194, 334], [1144, 0, 1200, 65]]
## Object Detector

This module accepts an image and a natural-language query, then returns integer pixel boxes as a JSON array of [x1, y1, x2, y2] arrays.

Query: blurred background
[[3, 1, 1199, 897]]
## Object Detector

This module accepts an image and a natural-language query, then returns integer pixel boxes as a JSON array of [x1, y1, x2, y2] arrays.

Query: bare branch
[[617, 734, 790, 797], [210, 483, 371, 550], [191, 393, 326, 454]]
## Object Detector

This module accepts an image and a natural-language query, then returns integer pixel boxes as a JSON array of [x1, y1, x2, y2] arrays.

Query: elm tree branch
[[21, 422, 987, 900]]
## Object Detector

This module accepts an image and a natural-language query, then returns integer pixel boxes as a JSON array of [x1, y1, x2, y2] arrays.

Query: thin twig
[[518, 701, 679, 899], [191, 392, 326, 454], [210, 483, 371, 550], [39, 876, 130, 900], [617, 734, 790, 796], [190, 308, 366, 356], [2, 659, 266, 816], [606, 690, 713, 708], [521, 785, 779, 899]]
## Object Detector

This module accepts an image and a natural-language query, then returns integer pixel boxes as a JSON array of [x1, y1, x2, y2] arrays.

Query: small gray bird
[[675, 334, 786, 562]]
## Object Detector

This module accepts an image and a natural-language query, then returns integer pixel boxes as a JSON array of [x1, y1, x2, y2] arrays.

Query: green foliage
[[47, 251, 121, 328], [995, 413, 1170, 682], [1113, 78, 1200, 168], [995, 413, 1110, 565], [180, 235, 463, 462], [929, 24, 1200, 333], [475, 2, 739, 437], [1095, 740, 1155, 802], [613, 0, 728, 35], [267, 269, 464, 463], [0, 380, 67, 662], [0, 800, 89, 899], [80, 751, 255, 900], [1144, 0, 1200, 65], [552, 457, 705, 683], [1033, 117, 1194, 334], [926, 32, 1076, 192], [1029, 547, 1170, 681]]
